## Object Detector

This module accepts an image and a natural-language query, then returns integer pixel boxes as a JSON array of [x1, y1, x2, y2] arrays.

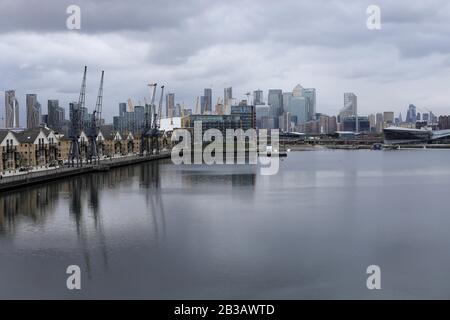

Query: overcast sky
[[1, 0, 450, 125]]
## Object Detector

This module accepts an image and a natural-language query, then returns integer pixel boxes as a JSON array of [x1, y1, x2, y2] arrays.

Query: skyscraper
[[340, 93, 357, 119], [202, 88, 212, 114], [282, 85, 317, 126], [268, 89, 283, 127], [224, 87, 233, 112], [253, 90, 263, 105], [26, 94, 42, 129], [376, 113, 384, 133], [339, 93, 357, 131], [406, 104, 417, 123], [285, 85, 308, 125], [282, 92, 292, 112], [303, 88, 316, 122], [368, 114, 376, 132], [166, 93, 175, 117], [5, 90, 19, 128], [119, 103, 127, 117], [383, 111, 395, 125], [48, 100, 65, 131]]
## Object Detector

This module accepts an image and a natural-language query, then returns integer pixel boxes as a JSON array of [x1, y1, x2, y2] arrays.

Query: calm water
[[1, 150, 450, 299]]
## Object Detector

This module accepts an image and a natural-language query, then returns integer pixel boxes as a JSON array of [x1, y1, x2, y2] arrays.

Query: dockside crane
[[69, 66, 87, 167], [149, 85, 165, 154], [140, 83, 158, 156], [87, 70, 104, 164]]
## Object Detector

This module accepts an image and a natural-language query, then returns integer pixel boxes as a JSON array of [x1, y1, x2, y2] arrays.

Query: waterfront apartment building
[[15, 129, 51, 168], [0, 126, 159, 174], [0, 128, 61, 173], [26, 94, 42, 129], [0, 130, 20, 173]]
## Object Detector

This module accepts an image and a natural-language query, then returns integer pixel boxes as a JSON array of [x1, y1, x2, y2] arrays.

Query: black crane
[[87, 70, 104, 164], [69, 66, 87, 167], [140, 83, 158, 156], [149, 85, 165, 155]]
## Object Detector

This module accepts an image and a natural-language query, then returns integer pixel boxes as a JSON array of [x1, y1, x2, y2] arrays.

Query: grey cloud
[[1, 0, 450, 124]]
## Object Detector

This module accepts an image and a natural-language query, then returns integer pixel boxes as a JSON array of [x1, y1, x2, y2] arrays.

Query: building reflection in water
[[0, 183, 60, 235], [0, 161, 169, 276], [0, 160, 256, 280], [177, 165, 257, 189]]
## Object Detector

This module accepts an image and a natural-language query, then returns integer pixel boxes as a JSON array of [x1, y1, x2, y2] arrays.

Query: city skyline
[[1, 0, 450, 125], [1, 84, 447, 131]]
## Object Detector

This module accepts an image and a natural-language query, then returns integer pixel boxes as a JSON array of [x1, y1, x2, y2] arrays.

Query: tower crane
[[69, 66, 87, 167]]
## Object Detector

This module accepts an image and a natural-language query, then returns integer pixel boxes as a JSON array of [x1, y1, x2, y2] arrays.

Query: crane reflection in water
[[0, 160, 168, 279]]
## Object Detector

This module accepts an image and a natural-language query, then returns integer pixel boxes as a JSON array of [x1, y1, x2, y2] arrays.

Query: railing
[[0, 152, 171, 185], [0, 166, 84, 184]]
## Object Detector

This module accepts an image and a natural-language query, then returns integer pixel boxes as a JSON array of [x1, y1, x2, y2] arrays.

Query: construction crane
[[69, 66, 87, 167], [140, 83, 157, 156], [87, 70, 104, 164]]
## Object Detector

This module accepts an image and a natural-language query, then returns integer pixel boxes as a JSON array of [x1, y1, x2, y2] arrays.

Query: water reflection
[[140, 162, 167, 245], [0, 183, 59, 235], [2, 151, 450, 298], [0, 161, 173, 279]]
